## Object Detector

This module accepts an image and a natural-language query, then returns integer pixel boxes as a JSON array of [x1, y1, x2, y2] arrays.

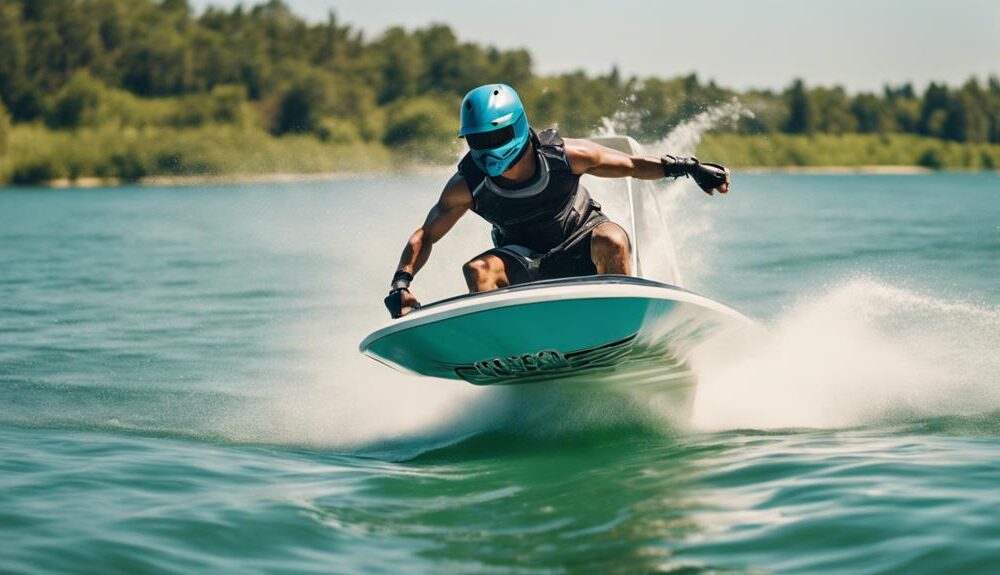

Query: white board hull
[[360, 276, 752, 397]]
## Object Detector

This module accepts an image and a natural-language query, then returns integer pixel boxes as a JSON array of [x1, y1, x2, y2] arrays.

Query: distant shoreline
[[34, 165, 455, 189], [5, 131, 999, 188], [738, 165, 935, 175], [19, 165, 994, 189]]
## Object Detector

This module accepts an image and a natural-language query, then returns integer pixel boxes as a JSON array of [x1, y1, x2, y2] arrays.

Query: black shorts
[[475, 218, 625, 286]]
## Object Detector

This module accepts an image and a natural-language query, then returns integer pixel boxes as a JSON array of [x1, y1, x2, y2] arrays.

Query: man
[[384, 84, 730, 318]]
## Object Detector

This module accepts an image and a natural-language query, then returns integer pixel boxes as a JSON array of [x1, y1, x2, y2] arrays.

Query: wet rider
[[385, 84, 730, 318]]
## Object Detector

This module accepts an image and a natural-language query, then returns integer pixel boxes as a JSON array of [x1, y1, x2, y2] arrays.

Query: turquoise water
[[2, 173, 999, 573]]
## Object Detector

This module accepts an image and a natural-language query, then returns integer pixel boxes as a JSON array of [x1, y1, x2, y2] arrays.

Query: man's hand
[[691, 161, 730, 195], [385, 288, 421, 319], [662, 155, 731, 195]]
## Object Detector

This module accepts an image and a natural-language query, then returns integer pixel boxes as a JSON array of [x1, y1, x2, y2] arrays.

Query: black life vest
[[457, 128, 601, 253]]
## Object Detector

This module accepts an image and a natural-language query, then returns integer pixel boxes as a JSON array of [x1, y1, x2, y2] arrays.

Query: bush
[[917, 147, 944, 170], [97, 89, 177, 128], [46, 71, 106, 129], [107, 150, 148, 182], [207, 85, 250, 126], [982, 151, 997, 170], [316, 117, 361, 145], [171, 84, 253, 128], [382, 97, 457, 163], [11, 157, 64, 184], [273, 66, 339, 135]]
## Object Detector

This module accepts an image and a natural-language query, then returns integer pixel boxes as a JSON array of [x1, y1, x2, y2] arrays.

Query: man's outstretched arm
[[563, 138, 730, 195], [386, 173, 473, 318]]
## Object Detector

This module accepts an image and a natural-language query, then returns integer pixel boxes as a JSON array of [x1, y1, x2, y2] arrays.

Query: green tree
[[0, 2, 39, 120], [492, 49, 533, 91], [628, 77, 686, 140], [737, 90, 787, 134], [415, 24, 498, 96], [852, 93, 891, 133], [416, 26, 469, 95], [943, 79, 989, 142], [161, 0, 191, 14], [884, 84, 920, 133], [120, 23, 190, 95], [0, 98, 10, 157], [555, 71, 618, 135], [919, 83, 951, 137], [808, 86, 857, 134], [523, 77, 565, 130], [987, 76, 1000, 143], [373, 27, 425, 104], [784, 79, 815, 135]]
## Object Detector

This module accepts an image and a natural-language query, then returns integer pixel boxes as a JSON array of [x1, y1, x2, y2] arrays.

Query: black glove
[[384, 288, 409, 319], [384, 271, 418, 319], [661, 155, 730, 194]]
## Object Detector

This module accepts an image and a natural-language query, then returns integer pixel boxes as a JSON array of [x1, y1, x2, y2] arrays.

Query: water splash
[[692, 278, 1000, 430], [643, 99, 753, 157], [593, 98, 753, 289], [594, 97, 752, 156], [593, 105, 1000, 434], [593, 103, 644, 139]]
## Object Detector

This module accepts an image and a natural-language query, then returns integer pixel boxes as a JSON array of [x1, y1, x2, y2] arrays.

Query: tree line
[[1, 0, 999, 162]]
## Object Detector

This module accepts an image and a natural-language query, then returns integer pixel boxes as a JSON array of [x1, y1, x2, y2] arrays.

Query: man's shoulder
[[536, 127, 591, 159], [537, 127, 564, 148], [445, 170, 469, 189], [560, 137, 603, 175], [440, 171, 474, 207]]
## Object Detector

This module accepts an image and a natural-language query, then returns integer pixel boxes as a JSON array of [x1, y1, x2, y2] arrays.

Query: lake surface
[[1, 173, 999, 574]]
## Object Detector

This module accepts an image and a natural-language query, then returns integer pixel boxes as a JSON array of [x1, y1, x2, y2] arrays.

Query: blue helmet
[[458, 84, 530, 177]]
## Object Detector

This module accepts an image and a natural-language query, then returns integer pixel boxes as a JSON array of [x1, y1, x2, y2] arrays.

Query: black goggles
[[465, 125, 515, 150]]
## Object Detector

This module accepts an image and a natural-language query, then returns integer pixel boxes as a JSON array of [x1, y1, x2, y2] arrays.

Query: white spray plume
[[593, 98, 753, 289], [692, 278, 1000, 431], [645, 99, 753, 156]]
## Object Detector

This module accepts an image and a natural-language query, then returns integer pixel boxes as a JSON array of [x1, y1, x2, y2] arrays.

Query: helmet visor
[[465, 126, 515, 150]]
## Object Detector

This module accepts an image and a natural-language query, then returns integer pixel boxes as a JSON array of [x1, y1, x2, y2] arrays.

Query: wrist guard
[[390, 270, 412, 292], [661, 155, 700, 178], [662, 155, 730, 193]]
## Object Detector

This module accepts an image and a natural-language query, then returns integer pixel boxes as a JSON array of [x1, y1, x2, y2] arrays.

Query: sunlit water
[[1, 173, 999, 574]]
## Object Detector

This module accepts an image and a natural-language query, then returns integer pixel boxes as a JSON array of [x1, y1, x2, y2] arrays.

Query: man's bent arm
[[563, 138, 668, 180], [394, 173, 473, 278], [563, 138, 730, 194]]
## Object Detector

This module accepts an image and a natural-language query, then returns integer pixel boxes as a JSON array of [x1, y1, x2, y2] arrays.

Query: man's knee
[[592, 223, 629, 254], [463, 255, 501, 281], [591, 223, 631, 276], [463, 254, 509, 292], [462, 257, 485, 278]]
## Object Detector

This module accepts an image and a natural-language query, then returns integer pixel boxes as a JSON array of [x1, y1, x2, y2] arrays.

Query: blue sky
[[190, 0, 1000, 92]]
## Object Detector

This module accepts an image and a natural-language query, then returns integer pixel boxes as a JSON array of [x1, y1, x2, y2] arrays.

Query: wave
[[692, 277, 1000, 430]]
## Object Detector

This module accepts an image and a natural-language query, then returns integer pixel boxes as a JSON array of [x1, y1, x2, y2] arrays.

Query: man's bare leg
[[462, 254, 511, 293], [591, 222, 631, 275]]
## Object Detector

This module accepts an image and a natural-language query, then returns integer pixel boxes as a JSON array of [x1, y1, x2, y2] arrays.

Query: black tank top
[[457, 128, 599, 253]]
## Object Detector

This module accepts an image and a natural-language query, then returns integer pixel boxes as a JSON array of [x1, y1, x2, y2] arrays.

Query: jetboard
[[359, 135, 752, 394], [359, 275, 752, 387]]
